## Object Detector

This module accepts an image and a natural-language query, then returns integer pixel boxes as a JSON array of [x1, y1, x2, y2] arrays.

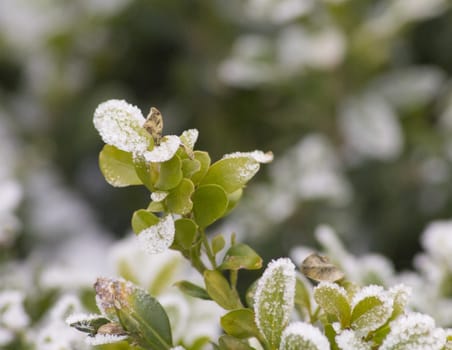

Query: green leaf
[[94, 278, 172, 349], [200, 157, 260, 193], [350, 288, 392, 335], [225, 189, 243, 215], [182, 158, 201, 178], [67, 314, 110, 336], [220, 309, 260, 339], [218, 335, 254, 350], [211, 234, 226, 255], [155, 155, 183, 190], [173, 280, 211, 300], [204, 270, 242, 310], [254, 258, 295, 349], [173, 218, 198, 250], [294, 275, 312, 320], [99, 145, 142, 187], [191, 151, 211, 184], [313, 282, 351, 328], [165, 178, 194, 215], [324, 323, 339, 350], [220, 243, 262, 271], [131, 210, 159, 234], [192, 185, 228, 228]]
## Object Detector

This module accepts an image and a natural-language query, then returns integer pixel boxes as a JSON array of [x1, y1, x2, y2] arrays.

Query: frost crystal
[[336, 329, 372, 350], [380, 313, 446, 350], [151, 191, 169, 202], [223, 150, 274, 163], [85, 333, 128, 346], [65, 313, 103, 326], [143, 135, 181, 163], [280, 322, 330, 350], [254, 258, 295, 346], [137, 215, 175, 254], [93, 99, 150, 156]]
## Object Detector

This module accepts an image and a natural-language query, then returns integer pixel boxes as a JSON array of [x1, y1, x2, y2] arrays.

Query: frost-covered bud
[[380, 313, 446, 350]]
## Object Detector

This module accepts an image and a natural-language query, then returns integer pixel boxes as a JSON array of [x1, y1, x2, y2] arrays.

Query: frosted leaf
[[313, 282, 350, 324], [254, 258, 296, 347], [223, 150, 274, 163], [180, 129, 199, 149], [65, 313, 103, 326], [336, 329, 372, 350], [137, 215, 175, 254], [85, 333, 128, 345], [388, 284, 411, 316], [144, 135, 181, 163], [93, 99, 150, 156], [279, 322, 330, 350], [151, 191, 169, 202], [380, 313, 446, 350], [351, 285, 393, 336]]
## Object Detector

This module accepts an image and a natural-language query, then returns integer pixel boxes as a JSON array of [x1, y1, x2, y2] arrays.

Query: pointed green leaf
[[166, 178, 194, 215], [204, 270, 242, 310], [173, 218, 197, 250], [174, 280, 211, 300], [191, 151, 211, 184], [99, 145, 142, 187], [220, 243, 262, 271], [313, 282, 351, 328], [212, 235, 226, 255], [218, 335, 254, 350], [131, 210, 159, 234], [192, 185, 228, 228], [200, 157, 260, 193], [254, 258, 295, 349], [155, 155, 183, 190], [280, 322, 330, 350], [221, 309, 260, 339]]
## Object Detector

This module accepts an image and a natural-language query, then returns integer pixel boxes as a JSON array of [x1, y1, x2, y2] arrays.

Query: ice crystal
[[380, 313, 446, 350], [254, 258, 295, 346], [222, 150, 274, 163], [279, 322, 330, 350], [143, 135, 181, 163], [335, 329, 372, 350], [85, 333, 128, 345], [93, 99, 150, 156], [137, 215, 175, 254], [151, 191, 169, 202]]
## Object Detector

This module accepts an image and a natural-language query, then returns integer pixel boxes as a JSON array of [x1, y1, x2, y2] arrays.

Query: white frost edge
[[222, 150, 274, 163], [144, 135, 181, 162], [181, 129, 199, 149], [85, 333, 128, 346], [65, 313, 104, 325], [336, 329, 372, 350], [254, 258, 296, 336], [137, 215, 175, 254], [315, 281, 348, 298], [280, 322, 330, 350], [351, 284, 392, 309], [151, 191, 169, 202]]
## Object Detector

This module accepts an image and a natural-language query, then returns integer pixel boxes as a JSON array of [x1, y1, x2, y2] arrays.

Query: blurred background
[[2, 0, 452, 280]]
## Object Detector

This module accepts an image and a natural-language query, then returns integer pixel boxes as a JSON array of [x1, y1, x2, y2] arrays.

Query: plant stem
[[200, 228, 217, 269]]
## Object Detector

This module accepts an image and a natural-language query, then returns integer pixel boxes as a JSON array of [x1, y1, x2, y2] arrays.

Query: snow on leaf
[[279, 322, 330, 350], [85, 333, 128, 346], [144, 135, 181, 163], [151, 191, 169, 202], [335, 329, 372, 350], [380, 313, 446, 350], [254, 258, 295, 348], [313, 282, 350, 327], [222, 150, 274, 163], [180, 129, 199, 149], [350, 285, 393, 336], [137, 215, 175, 254], [93, 99, 151, 156]]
